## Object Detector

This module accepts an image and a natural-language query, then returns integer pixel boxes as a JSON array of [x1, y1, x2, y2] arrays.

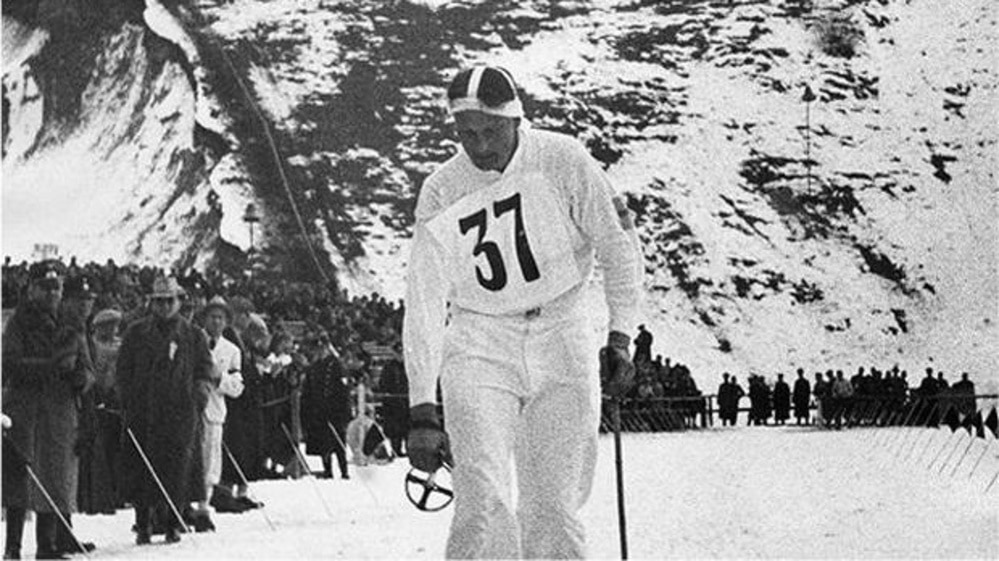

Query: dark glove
[[406, 402, 451, 473], [600, 330, 636, 398]]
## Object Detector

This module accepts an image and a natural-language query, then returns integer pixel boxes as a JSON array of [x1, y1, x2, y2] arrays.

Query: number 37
[[458, 192, 541, 292]]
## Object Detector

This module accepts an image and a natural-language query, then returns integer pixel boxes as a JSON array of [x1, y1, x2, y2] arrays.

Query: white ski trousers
[[441, 300, 601, 559]]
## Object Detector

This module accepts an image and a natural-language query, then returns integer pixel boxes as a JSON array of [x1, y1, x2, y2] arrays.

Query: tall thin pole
[[126, 427, 191, 534], [222, 441, 276, 531], [802, 84, 816, 194], [612, 397, 628, 560]]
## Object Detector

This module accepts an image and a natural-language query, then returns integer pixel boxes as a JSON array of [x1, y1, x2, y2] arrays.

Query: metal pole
[[612, 397, 629, 560], [926, 430, 958, 469], [3, 435, 89, 557], [222, 441, 276, 531], [949, 437, 978, 477], [895, 403, 939, 457], [281, 423, 334, 519], [328, 421, 380, 506], [967, 442, 992, 479], [937, 432, 969, 474], [126, 427, 192, 534], [984, 470, 999, 493]]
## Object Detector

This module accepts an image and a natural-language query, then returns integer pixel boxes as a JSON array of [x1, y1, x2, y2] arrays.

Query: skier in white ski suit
[[404, 65, 643, 559]]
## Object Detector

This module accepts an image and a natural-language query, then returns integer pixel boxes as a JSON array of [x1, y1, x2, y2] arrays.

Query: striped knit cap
[[446, 65, 524, 118]]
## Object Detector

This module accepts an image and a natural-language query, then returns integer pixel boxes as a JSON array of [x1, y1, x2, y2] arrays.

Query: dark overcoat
[[116, 315, 212, 508], [773, 380, 791, 421], [2, 300, 93, 513], [301, 354, 352, 456], [793, 377, 811, 418]]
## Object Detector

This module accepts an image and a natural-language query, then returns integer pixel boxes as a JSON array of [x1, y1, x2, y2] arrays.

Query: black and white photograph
[[2, 0, 997, 558]]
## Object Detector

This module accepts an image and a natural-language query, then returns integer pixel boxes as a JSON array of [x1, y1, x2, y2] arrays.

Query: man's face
[[150, 295, 180, 320], [453, 111, 519, 172], [30, 280, 62, 314], [63, 296, 95, 324], [204, 308, 227, 337]]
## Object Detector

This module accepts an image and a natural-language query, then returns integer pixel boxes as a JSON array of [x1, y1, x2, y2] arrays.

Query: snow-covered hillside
[[2, 0, 996, 391]]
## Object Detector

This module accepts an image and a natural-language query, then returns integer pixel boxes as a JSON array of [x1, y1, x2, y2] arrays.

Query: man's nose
[[468, 134, 489, 153]]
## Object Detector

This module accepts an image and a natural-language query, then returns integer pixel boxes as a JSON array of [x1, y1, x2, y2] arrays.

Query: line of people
[[715, 365, 981, 429], [2, 260, 409, 559]]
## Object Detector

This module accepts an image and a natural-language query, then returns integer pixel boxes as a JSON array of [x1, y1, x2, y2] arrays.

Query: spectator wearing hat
[[116, 276, 214, 545], [793, 369, 811, 425], [216, 313, 269, 512], [378, 342, 410, 458], [52, 276, 101, 554], [3, 261, 95, 559], [189, 297, 244, 531], [179, 277, 207, 327], [77, 308, 125, 517], [301, 333, 352, 479]]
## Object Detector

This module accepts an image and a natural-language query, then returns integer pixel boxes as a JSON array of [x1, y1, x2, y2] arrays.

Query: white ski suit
[[404, 125, 642, 558]]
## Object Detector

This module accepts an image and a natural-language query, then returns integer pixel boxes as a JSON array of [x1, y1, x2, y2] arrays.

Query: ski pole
[[281, 423, 334, 519], [327, 421, 380, 506], [967, 441, 992, 479], [3, 435, 89, 557], [126, 427, 192, 534], [222, 441, 276, 531], [612, 397, 629, 560]]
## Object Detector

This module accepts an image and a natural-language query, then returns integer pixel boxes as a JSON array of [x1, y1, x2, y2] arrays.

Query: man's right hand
[[407, 402, 450, 473]]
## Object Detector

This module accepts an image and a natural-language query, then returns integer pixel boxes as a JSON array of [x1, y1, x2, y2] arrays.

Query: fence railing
[[596, 393, 999, 434]]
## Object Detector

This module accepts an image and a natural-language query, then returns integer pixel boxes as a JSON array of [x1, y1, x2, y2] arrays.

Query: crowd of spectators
[[608, 325, 705, 431], [2, 257, 409, 557], [714, 365, 982, 429], [611, 322, 986, 433]]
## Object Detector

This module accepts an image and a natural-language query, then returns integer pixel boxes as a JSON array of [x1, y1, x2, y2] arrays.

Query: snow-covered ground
[[14, 425, 999, 559]]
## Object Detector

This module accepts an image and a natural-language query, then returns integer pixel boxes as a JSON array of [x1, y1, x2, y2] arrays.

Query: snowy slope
[[2, 0, 997, 391]]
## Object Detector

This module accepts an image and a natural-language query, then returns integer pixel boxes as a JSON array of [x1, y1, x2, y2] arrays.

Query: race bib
[[425, 173, 584, 315]]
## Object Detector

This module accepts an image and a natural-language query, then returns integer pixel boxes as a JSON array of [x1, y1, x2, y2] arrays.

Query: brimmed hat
[[203, 295, 231, 319], [64, 275, 96, 300], [447, 65, 524, 119], [28, 260, 63, 288], [92, 308, 123, 326], [242, 314, 270, 346], [229, 296, 256, 315], [149, 276, 184, 299]]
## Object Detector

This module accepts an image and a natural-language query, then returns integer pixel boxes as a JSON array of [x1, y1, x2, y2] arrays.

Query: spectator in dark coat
[[2, 261, 95, 559], [77, 308, 124, 516], [55, 276, 101, 554], [633, 324, 653, 367], [813, 372, 829, 427], [772, 373, 791, 425], [792, 369, 811, 425], [301, 336, 352, 479], [717, 373, 733, 426], [378, 346, 409, 457], [727, 375, 745, 426], [117, 276, 213, 545], [951, 373, 976, 416], [217, 313, 269, 512]]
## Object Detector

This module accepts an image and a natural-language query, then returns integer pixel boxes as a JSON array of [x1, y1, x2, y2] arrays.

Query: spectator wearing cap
[[53, 276, 102, 552], [116, 276, 214, 545], [189, 297, 244, 531], [216, 313, 269, 512], [301, 333, 352, 479], [378, 342, 409, 458], [3, 261, 96, 559], [179, 278, 207, 327], [77, 308, 125, 517]]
